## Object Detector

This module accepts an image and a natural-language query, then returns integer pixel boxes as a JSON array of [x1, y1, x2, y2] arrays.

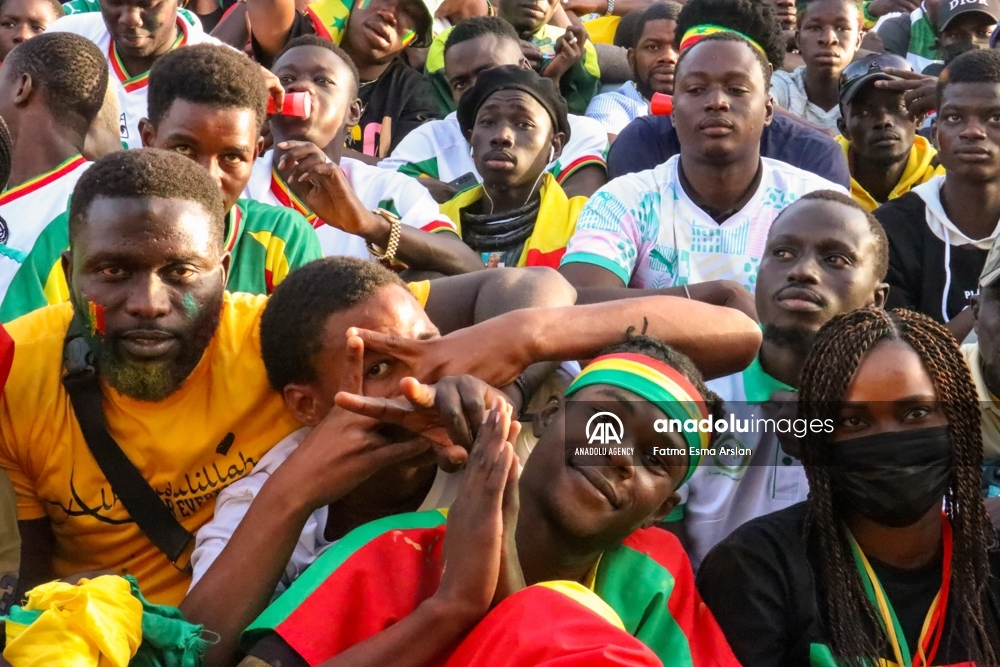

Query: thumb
[[400, 376, 437, 408]]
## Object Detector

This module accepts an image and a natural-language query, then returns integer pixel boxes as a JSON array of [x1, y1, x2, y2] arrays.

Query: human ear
[[138, 118, 156, 148], [531, 396, 561, 438], [643, 490, 681, 527], [872, 281, 889, 309], [284, 384, 326, 426]]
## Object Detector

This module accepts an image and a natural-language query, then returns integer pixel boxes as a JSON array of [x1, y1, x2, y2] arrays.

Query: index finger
[[339, 335, 365, 396], [882, 67, 933, 81], [873, 77, 924, 91], [348, 328, 421, 364], [261, 66, 285, 113]]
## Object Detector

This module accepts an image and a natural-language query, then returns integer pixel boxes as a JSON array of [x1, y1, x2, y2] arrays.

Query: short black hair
[[444, 15, 521, 54], [937, 48, 1000, 109], [260, 257, 406, 392], [795, 0, 861, 23], [791, 189, 889, 279], [600, 333, 726, 427], [3, 32, 107, 134], [147, 43, 268, 131], [0, 0, 64, 20], [675, 32, 772, 90], [276, 35, 361, 96], [0, 115, 10, 192], [628, 1, 682, 50], [674, 0, 785, 69], [69, 148, 226, 249]]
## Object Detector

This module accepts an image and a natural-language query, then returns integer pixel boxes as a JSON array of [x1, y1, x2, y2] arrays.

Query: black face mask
[[940, 40, 982, 64], [828, 425, 952, 528]]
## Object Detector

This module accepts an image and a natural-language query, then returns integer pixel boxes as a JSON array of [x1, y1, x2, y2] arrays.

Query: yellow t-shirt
[[0, 293, 300, 605]]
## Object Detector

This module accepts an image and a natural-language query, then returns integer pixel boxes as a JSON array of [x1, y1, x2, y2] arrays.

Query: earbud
[[470, 145, 474, 157], [549, 147, 555, 163]]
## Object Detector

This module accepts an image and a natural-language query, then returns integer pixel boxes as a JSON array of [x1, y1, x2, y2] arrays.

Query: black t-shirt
[[697, 502, 1000, 667], [350, 57, 439, 158], [873, 191, 988, 323]]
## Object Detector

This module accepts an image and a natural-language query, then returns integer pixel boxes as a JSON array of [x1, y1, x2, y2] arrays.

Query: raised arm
[[245, 0, 298, 64], [351, 294, 762, 385]]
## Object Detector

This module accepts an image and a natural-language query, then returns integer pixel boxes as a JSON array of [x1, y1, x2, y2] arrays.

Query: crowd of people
[[0, 0, 1000, 663]]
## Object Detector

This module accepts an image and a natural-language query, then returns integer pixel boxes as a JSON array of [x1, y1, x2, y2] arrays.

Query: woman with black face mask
[[697, 307, 1000, 667]]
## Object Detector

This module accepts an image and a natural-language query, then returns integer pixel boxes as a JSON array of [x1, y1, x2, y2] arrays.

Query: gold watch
[[367, 208, 402, 262]]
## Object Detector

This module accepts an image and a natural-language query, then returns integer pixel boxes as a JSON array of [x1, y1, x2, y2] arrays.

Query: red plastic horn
[[266, 92, 311, 118], [650, 93, 673, 116]]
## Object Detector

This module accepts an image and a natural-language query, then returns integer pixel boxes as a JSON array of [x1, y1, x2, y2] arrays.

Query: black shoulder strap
[[61, 327, 193, 567]]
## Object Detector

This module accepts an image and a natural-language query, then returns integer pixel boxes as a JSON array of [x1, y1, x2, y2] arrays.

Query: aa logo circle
[[586, 411, 624, 446]]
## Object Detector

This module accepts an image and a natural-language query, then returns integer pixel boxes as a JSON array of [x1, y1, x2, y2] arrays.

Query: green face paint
[[182, 293, 199, 318]]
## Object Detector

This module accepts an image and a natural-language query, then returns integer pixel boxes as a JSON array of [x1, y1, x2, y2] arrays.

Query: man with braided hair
[[669, 189, 890, 568], [0, 32, 105, 322], [700, 307, 1000, 666]]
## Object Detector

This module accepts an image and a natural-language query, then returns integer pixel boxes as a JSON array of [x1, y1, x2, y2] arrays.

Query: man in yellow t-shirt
[[0, 149, 300, 606]]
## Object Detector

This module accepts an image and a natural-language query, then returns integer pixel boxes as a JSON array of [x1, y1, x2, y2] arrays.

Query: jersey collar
[[109, 18, 189, 92]]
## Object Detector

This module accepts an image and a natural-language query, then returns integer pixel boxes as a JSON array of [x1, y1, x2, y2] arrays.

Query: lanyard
[[847, 514, 952, 667]]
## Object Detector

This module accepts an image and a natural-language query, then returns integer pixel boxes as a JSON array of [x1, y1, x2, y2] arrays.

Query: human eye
[[171, 144, 193, 156], [825, 254, 850, 266], [0, 19, 14, 28], [365, 360, 392, 379], [99, 266, 128, 279], [901, 405, 933, 422], [772, 247, 794, 259]]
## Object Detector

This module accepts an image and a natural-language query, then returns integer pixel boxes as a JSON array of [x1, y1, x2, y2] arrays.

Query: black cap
[[838, 53, 913, 106], [457, 65, 572, 141], [938, 0, 1000, 32]]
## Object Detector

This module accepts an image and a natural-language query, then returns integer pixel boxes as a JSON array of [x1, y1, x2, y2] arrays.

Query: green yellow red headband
[[679, 24, 767, 57], [565, 352, 710, 485]]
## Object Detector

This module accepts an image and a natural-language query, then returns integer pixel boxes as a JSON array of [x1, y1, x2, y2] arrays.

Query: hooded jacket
[[874, 175, 999, 323], [837, 134, 944, 211]]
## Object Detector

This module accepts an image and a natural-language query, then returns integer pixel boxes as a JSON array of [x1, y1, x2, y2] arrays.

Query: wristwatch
[[367, 208, 402, 262]]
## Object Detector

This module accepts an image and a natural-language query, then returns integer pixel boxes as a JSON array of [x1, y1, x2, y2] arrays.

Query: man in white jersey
[[379, 16, 609, 202], [559, 31, 844, 298], [46, 0, 222, 148], [0, 33, 104, 321], [243, 35, 483, 274], [670, 191, 889, 568]]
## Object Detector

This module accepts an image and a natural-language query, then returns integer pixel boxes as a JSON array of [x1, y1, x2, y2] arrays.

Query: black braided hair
[[797, 307, 999, 666], [0, 115, 11, 192]]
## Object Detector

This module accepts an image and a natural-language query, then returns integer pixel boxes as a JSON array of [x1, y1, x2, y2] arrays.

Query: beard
[[70, 292, 224, 402], [762, 324, 817, 362]]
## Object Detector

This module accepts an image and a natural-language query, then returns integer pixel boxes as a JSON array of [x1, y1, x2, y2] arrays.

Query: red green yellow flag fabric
[[241, 509, 740, 666]]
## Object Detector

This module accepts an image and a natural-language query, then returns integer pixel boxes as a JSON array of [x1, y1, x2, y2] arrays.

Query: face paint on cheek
[[400, 29, 416, 46], [357, 0, 372, 10], [182, 292, 200, 318], [87, 299, 106, 336]]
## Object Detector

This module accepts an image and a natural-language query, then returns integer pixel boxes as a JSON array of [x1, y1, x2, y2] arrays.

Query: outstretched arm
[[351, 293, 762, 385], [245, 0, 298, 64]]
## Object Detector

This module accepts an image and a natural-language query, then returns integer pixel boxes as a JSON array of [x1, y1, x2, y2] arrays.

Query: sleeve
[[607, 117, 676, 179], [873, 201, 920, 310], [378, 125, 441, 180], [422, 28, 458, 116], [555, 43, 602, 115], [877, 16, 912, 57], [554, 116, 609, 183], [0, 211, 71, 323], [770, 71, 793, 110], [558, 183, 652, 285], [585, 93, 633, 137], [696, 536, 797, 667], [382, 174, 458, 236], [0, 361, 45, 521], [188, 466, 268, 590], [266, 209, 323, 292], [60, 0, 101, 14]]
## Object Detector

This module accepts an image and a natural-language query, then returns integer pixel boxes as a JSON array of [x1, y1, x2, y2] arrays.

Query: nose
[[285, 78, 313, 95], [126, 273, 172, 319], [872, 107, 894, 130], [787, 253, 821, 284], [818, 25, 837, 44], [375, 0, 398, 27], [12, 24, 32, 44], [658, 46, 678, 65], [959, 116, 987, 140], [119, 6, 142, 29], [488, 123, 515, 148], [606, 447, 636, 479], [704, 86, 731, 111]]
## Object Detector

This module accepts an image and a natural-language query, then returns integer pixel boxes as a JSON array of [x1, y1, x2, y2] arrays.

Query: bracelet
[[605, 0, 614, 16], [861, 1, 878, 29], [367, 208, 402, 262]]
